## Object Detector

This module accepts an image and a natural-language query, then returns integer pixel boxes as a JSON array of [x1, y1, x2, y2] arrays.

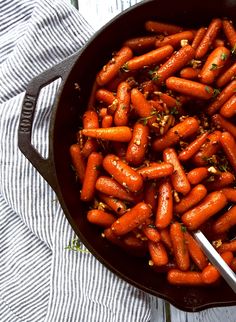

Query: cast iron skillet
[[18, 0, 236, 312]]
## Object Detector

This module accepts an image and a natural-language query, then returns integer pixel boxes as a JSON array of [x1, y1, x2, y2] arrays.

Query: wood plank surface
[[69, 0, 236, 320]]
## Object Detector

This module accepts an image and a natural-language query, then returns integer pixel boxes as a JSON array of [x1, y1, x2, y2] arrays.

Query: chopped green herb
[[205, 86, 211, 94], [221, 53, 228, 60], [210, 63, 218, 71], [181, 224, 187, 232], [65, 238, 90, 253], [213, 88, 221, 97], [148, 224, 157, 229], [121, 104, 126, 110], [169, 106, 179, 115], [231, 44, 236, 55], [121, 62, 129, 72]]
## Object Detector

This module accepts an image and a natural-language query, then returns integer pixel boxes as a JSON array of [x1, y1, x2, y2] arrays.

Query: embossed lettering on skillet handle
[[18, 52, 79, 191]]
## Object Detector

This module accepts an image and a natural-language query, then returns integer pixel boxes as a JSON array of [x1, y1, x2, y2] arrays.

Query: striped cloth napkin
[[0, 0, 153, 321]]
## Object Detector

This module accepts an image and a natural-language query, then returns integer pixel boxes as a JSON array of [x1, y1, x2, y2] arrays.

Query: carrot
[[174, 184, 207, 214], [206, 80, 236, 115], [155, 92, 179, 108], [69, 144, 86, 183], [102, 115, 113, 128], [212, 114, 236, 138], [142, 225, 161, 243], [222, 187, 236, 202], [178, 132, 209, 162], [187, 167, 209, 185], [195, 18, 222, 59], [218, 240, 236, 253], [181, 191, 227, 230], [199, 46, 230, 84], [152, 117, 199, 151], [144, 181, 158, 211], [155, 45, 195, 83], [82, 110, 99, 129], [216, 62, 236, 88], [155, 179, 173, 229], [131, 88, 156, 118], [148, 241, 168, 266], [80, 152, 103, 201], [145, 20, 183, 35], [213, 38, 226, 48], [201, 251, 233, 284], [220, 94, 236, 118], [81, 138, 99, 158], [122, 233, 147, 257], [137, 162, 174, 180], [99, 107, 108, 118], [170, 222, 190, 271], [95, 88, 116, 105], [205, 171, 235, 191], [192, 130, 222, 166], [81, 126, 132, 142], [155, 31, 194, 48], [160, 228, 173, 252], [111, 202, 152, 235], [98, 193, 127, 216], [222, 19, 236, 48], [167, 269, 204, 286], [213, 205, 236, 234], [124, 45, 174, 71], [103, 154, 143, 193], [114, 81, 131, 126], [191, 27, 207, 50], [163, 148, 191, 195], [123, 36, 157, 52], [87, 209, 116, 227], [96, 46, 133, 86], [103, 227, 124, 246], [126, 122, 149, 166], [180, 67, 200, 79], [185, 232, 208, 270], [166, 77, 214, 99], [95, 176, 136, 202]]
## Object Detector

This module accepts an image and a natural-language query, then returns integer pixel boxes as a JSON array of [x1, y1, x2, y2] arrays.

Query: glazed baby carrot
[[222, 19, 236, 48], [163, 148, 191, 195], [144, 182, 158, 210], [87, 209, 116, 227], [102, 115, 113, 128], [155, 92, 178, 108], [174, 184, 207, 214], [160, 228, 173, 252], [220, 132, 236, 173], [170, 222, 190, 271], [81, 138, 99, 158], [82, 110, 99, 129], [180, 67, 200, 79], [126, 122, 149, 166], [80, 152, 103, 201], [98, 193, 127, 216], [181, 191, 227, 230], [166, 77, 214, 99], [213, 205, 236, 234], [216, 62, 236, 88], [131, 88, 155, 118], [199, 46, 230, 84], [213, 38, 225, 48], [185, 232, 208, 270], [178, 132, 209, 162], [155, 179, 173, 229], [145, 20, 183, 35], [123, 35, 157, 52], [103, 154, 143, 192], [69, 144, 86, 183], [155, 31, 194, 48], [218, 240, 236, 254], [81, 126, 132, 142], [137, 162, 174, 181], [222, 187, 236, 202], [167, 269, 204, 286], [111, 202, 152, 236], [152, 117, 199, 151], [148, 241, 169, 266], [201, 251, 233, 284], [187, 167, 209, 185], [195, 18, 222, 59], [143, 225, 161, 243], [124, 45, 174, 71], [96, 46, 133, 86], [220, 95, 236, 118], [205, 171, 235, 191], [95, 88, 116, 105], [212, 114, 236, 138], [155, 45, 195, 83], [114, 81, 131, 126], [191, 27, 206, 50]]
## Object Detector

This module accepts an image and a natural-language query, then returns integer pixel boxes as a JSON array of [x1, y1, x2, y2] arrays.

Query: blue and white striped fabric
[[0, 1, 153, 321]]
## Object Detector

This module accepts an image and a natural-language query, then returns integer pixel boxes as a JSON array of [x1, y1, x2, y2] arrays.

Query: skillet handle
[[18, 52, 79, 191]]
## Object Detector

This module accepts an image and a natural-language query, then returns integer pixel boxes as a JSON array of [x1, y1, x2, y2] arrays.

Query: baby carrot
[[220, 94, 236, 118], [69, 144, 86, 183], [180, 67, 200, 79], [222, 187, 236, 202], [123, 36, 157, 52], [222, 19, 236, 48], [195, 18, 222, 59], [218, 240, 236, 254], [131, 88, 155, 117], [155, 45, 195, 83], [155, 178, 173, 229], [191, 27, 206, 50], [124, 45, 174, 71], [155, 31, 194, 48], [126, 122, 149, 166], [185, 232, 208, 270], [143, 225, 161, 243], [114, 81, 131, 126], [95, 88, 116, 105], [204, 171, 235, 191], [102, 115, 113, 128], [213, 38, 225, 48], [81, 126, 132, 142], [111, 202, 152, 236], [81, 138, 99, 158], [187, 167, 209, 185], [166, 77, 214, 99], [87, 209, 116, 227], [174, 184, 207, 214], [213, 205, 236, 234], [178, 132, 209, 162], [96, 46, 133, 86], [216, 62, 236, 88], [82, 110, 99, 129], [144, 181, 158, 211], [170, 222, 190, 271], [167, 269, 204, 286], [160, 228, 173, 252], [181, 191, 227, 230], [138, 162, 174, 181], [163, 148, 191, 195], [145, 20, 183, 35], [80, 152, 103, 201], [212, 114, 236, 138], [98, 193, 127, 216], [148, 241, 169, 266]]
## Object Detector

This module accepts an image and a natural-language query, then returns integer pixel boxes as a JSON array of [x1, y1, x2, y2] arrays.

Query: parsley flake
[[65, 238, 90, 253], [210, 63, 218, 71], [221, 53, 228, 60]]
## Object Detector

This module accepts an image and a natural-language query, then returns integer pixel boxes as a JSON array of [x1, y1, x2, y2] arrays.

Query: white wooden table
[[68, 0, 236, 321]]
